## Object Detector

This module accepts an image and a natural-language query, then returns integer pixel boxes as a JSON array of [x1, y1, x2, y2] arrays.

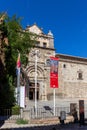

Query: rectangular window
[[43, 42, 47, 48], [77, 72, 83, 80], [36, 41, 40, 47]]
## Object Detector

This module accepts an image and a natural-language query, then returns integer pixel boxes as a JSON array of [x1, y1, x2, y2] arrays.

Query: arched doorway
[[29, 82, 39, 100]]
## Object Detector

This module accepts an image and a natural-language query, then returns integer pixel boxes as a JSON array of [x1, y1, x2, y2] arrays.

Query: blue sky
[[1, 0, 87, 58]]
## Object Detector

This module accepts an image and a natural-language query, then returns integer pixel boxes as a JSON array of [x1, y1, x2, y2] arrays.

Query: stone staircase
[[30, 117, 60, 125], [30, 115, 74, 125]]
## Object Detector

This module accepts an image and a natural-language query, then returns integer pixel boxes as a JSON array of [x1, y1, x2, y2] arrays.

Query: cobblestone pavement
[[1, 123, 87, 130]]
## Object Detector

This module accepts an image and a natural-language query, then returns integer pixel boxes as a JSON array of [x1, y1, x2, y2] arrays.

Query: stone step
[[30, 115, 74, 125], [5, 119, 16, 123], [30, 117, 60, 125]]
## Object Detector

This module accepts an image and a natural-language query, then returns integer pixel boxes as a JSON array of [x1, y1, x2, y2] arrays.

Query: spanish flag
[[17, 53, 21, 68], [16, 53, 21, 75]]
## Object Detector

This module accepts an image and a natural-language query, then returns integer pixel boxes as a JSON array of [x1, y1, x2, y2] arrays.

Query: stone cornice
[[56, 53, 87, 65], [35, 46, 55, 51]]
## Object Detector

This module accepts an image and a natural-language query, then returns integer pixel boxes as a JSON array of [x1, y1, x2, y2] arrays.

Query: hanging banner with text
[[50, 57, 59, 88]]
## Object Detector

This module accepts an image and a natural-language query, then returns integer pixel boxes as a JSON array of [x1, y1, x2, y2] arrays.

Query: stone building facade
[[25, 24, 87, 102], [25, 24, 55, 101], [56, 54, 87, 99]]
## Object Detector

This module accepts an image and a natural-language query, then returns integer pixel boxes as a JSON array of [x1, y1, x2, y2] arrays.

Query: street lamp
[[31, 49, 40, 117]]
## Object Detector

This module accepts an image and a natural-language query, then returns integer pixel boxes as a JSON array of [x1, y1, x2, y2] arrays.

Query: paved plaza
[[1, 123, 87, 130], [1, 98, 87, 129]]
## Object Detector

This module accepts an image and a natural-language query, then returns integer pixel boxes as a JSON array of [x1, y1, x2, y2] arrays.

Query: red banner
[[50, 57, 59, 88]]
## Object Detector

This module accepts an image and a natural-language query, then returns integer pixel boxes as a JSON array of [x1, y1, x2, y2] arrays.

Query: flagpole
[[17, 53, 21, 106], [53, 88, 55, 116], [17, 68, 20, 105]]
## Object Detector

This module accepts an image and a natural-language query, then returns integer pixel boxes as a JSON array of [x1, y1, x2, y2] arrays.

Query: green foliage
[[12, 105, 20, 115], [16, 118, 28, 124], [4, 14, 35, 66], [0, 13, 36, 108], [0, 76, 15, 108]]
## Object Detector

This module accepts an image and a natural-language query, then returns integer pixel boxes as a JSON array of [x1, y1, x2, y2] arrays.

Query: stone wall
[[57, 54, 87, 99]]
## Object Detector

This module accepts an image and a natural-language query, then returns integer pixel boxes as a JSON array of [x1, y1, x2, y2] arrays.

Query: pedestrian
[[79, 108, 84, 126]]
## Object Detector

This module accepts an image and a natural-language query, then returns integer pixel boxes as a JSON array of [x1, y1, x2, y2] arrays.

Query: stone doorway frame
[[29, 82, 39, 100]]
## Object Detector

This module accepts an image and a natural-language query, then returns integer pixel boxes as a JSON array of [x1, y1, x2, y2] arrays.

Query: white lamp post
[[35, 50, 37, 117], [31, 49, 40, 117]]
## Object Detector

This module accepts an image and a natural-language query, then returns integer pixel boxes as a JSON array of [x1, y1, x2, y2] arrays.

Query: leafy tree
[[0, 13, 36, 108]]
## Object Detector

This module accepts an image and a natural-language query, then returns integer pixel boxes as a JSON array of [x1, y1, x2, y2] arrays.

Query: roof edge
[[56, 53, 87, 61]]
